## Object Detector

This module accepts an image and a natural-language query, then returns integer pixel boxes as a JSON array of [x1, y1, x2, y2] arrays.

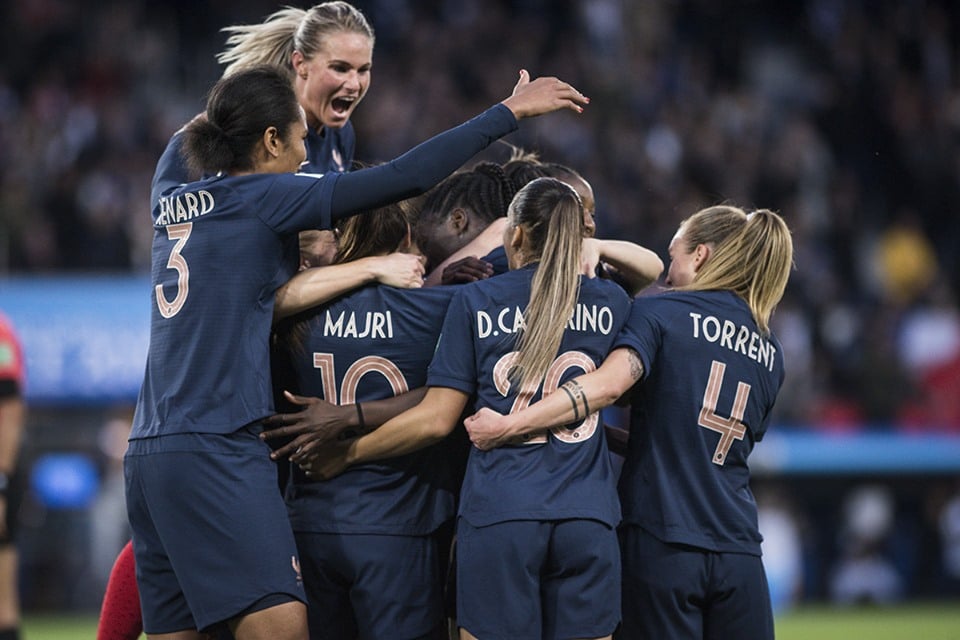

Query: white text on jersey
[[688, 312, 777, 372], [156, 190, 215, 227], [323, 309, 394, 339], [477, 304, 615, 339]]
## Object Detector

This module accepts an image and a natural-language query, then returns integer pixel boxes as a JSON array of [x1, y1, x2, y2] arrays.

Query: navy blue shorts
[[457, 518, 620, 640], [617, 525, 773, 640], [124, 428, 305, 634], [294, 530, 445, 640]]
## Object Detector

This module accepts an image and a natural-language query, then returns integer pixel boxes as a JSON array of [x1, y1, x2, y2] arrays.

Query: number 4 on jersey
[[698, 360, 751, 466]]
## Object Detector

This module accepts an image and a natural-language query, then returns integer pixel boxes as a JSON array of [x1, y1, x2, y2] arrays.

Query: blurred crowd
[[1, 0, 958, 430]]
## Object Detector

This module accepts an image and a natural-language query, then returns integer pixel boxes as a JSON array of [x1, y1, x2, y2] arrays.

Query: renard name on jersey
[[155, 189, 215, 226], [688, 311, 778, 372], [476, 303, 617, 340]]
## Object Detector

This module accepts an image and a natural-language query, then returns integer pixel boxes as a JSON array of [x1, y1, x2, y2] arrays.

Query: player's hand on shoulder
[[442, 256, 494, 285], [501, 69, 589, 119], [372, 253, 425, 289]]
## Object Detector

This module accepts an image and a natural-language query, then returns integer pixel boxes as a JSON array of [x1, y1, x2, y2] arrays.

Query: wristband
[[356, 403, 366, 433]]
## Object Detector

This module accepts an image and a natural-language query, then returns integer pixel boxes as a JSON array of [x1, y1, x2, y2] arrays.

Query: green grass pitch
[[22, 602, 960, 640]]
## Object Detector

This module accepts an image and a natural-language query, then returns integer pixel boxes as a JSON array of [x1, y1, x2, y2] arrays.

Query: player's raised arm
[[501, 69, 589, 118], [582, 238, 664, 295], [328, 71, 589, 221]]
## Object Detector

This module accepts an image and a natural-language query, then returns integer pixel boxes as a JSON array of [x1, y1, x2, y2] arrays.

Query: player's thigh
[[125, 449, 194, 634], [126, 431, 304, 633], [230, 599, 307, 640], [616, 526, 705, 640], [456, 518, 549, 640], [542, 519, 620, 640], [351, 533, 445, 640], [703, 552, 774, 640], [293, 532, 356, 640], [296, 531, 444, 640]]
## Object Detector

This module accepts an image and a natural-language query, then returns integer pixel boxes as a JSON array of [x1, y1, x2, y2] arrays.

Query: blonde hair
[[509, 178, 585, 393], [679, 205, 794, 334], [218, 2, 374, 80]]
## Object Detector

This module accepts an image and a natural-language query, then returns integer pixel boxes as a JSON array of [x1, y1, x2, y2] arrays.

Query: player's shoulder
[[636, 288, 735, 310], [581, 273, 632, 303], [381, 283, 459, 308], [458, 268, 530, 304]]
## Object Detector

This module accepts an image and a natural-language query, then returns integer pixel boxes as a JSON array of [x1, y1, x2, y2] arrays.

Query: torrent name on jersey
[[689, 311, 777, 372]]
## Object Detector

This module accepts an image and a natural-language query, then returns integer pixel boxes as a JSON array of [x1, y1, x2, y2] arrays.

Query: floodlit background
[[1, 0, 959, 636]]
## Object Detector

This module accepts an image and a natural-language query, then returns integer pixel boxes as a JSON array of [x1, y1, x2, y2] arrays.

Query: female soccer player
[[218, 1, 374, 174], [124, 65, 587, 640], [275, 203, 459, 640], [0, 312, 25, 640], [306, 177, 633, 640], [465, 204, 795, 640], [426, 152, 663, 294]]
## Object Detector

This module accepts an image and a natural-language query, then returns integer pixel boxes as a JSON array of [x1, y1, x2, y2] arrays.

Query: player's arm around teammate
[[466, 205, 795, 640], [308, 177, 631, 640], [127, 63, 588, 640]]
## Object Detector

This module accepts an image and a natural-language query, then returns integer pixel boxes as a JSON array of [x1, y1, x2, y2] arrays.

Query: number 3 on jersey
[[155, 222, 193, 318], [698, 360, 751, 466]]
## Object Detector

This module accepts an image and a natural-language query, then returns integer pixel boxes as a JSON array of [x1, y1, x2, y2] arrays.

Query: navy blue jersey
[[428, 266, 632, 527], [132, 104, 518, 440], [284, 285, 458, 535], [480, 245, 510, 276], [304, 121, 354, 174], [615, 290, 785, 555], [134, 167, 339, 439]]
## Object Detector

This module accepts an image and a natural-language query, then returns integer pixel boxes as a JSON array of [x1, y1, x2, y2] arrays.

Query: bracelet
[[560, 385, 581, 422], [356, 403, 366, 433]]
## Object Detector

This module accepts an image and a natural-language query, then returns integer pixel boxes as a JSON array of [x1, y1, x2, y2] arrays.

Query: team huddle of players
[[97, 3, 795, 640]]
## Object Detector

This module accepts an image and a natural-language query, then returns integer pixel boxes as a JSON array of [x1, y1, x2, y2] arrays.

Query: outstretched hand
[[501, 69, 589, 119], [261, 391, 353, 464]]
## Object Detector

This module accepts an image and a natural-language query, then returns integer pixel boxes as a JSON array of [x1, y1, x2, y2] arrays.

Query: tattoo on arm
[[627, 348, 644, 382], [561, 380, 590, 418]]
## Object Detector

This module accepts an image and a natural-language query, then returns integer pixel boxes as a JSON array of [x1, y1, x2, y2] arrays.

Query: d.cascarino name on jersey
[[155, 190, 215, 226], [688, 311, 777, 372], [322, 309, 393, 339], [477, 303, 616, 339]]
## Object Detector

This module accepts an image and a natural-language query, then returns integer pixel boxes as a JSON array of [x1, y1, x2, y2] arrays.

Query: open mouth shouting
[[331, 95, 358, 119]]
